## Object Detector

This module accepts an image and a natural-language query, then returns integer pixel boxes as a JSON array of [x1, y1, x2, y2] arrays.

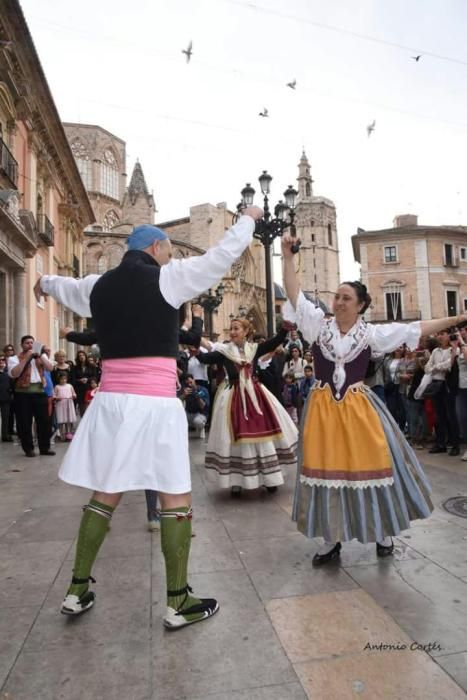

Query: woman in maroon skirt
[[198, 318, 298, 495]]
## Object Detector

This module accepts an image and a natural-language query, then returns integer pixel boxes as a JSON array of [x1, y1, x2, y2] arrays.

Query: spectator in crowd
[[424, 329, 460, 455], [41, 345, 56, 443], [0, 354, 13, 442], [8, 334, 55, 457], [398, 348, 417, 428], [3, 343, 16, 434], [364, 352, 386, 403], [283, 345, 306, 383], [300, 364, 315, 403], [181, 374, 210, 439], [285, 328, 303, 353], [186, 346, 210, 390], [84, 377, 99, 410], [53, 372, 77, 441], [303, 350, 313, 366], [384, 346, 405, 429], [407, 352, 429, 449], [73, 350, 92, 416], [52, 349, 73, 385], [282, 372, 300, 424], [86, 355, 101, 383], [456, 326, 467, 457], [255, 336, 285, 403]]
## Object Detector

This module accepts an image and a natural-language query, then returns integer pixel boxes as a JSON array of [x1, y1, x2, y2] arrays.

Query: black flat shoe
[[376, 540, 394, 558], [312, 542, 342, 566], [428, 446, 446, 454], [40, 450, 56, 456], [266, 486, 278, 493], [25, 450, 36, 458], [231, 485, 242, 497], [449, 447, 460, 456]]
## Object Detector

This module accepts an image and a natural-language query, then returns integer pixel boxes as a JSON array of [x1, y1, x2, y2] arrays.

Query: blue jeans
[[145, 490, 159, 521], [371, 385, 385, 403]]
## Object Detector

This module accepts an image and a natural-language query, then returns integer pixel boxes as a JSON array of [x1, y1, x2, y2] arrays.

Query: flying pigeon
[[182, 40, 193, 63], [366, 119, 376, 137], [259, 108, 269, 117], [286, 79, 296, 89], [412, 55, 422, 62]]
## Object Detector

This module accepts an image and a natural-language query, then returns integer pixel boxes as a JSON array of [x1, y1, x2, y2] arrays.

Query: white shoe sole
[[163, 602, 219, 629]]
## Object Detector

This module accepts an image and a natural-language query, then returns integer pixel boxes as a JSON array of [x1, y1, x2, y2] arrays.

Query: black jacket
[[0, 370, 13, 402]]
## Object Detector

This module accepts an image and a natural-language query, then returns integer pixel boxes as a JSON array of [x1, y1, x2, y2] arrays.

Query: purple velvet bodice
[[312, 343, 371, 399]]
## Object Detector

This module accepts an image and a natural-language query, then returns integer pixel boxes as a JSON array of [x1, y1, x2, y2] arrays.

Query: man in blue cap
[[34, 206, 262, 629]]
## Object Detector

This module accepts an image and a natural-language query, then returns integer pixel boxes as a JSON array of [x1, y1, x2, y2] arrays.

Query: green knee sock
[[67, 499, 114, 597], [161, 507, 202, 618]]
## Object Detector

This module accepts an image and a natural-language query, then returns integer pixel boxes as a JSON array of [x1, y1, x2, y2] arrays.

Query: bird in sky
[[286, 79, 296, 89], [367, 119, 376, 137], [259, 108, 269, 117], [182, 41, 193, 63], [412, 54, 422, 62]]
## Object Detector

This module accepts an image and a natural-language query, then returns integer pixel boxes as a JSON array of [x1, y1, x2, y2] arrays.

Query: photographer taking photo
[[181, 374, 210, 440]]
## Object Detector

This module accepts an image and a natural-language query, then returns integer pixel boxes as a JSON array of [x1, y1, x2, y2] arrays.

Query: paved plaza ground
[[1, 437, 467, 699]]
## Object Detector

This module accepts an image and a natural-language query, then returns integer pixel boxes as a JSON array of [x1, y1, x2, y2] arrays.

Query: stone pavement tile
[[0, 505, 82, 544], [0, 540, 72, 608], [24, 554, 151, 651], [236, 534, 357, 602], [436, 652, 467, 693], [220, 500, 298, 541], [339, 538, 424, 568], [191, 682, 307, 699], [150, 570, 297, 699], [294, 649, 466, 700], [0, 515, 16, 537], [2, 641, 150, 700], [397, 520, 467, 577], [347, 559, 467, 656], [0, 605, 39, 688], [30, 483, 91, 508], [267, 589, 411, 664]]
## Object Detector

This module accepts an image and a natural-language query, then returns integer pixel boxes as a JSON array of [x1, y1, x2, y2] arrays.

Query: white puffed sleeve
[[40, 274, 101, 317], [282, 291, 325, 344], [368, 321, 422, 353]]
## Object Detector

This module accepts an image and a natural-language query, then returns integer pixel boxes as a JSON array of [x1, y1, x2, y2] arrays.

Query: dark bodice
[[312, 343, 371, 399], [198, 327, 288, 385]]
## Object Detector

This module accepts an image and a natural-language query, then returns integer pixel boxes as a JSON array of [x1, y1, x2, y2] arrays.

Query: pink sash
[[99, 357, 177, 397]]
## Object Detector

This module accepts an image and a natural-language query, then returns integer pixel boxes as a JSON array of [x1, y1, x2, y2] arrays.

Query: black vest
[[89, 250, 179, 360]]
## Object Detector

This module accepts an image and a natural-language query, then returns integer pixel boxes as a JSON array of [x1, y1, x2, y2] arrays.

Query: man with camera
[[181, 374, 210, 439], [8, 334, 55, 457]]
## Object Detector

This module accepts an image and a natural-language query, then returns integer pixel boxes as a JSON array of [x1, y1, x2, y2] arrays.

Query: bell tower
[[297, 150, 313, 203]]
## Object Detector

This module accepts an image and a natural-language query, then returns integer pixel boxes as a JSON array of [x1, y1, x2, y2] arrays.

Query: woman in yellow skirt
[[281, 233, 467, 564]]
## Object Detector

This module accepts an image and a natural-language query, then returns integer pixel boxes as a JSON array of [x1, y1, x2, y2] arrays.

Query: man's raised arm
[[160, 207, 263, 308], [35, 274, 101, 317]]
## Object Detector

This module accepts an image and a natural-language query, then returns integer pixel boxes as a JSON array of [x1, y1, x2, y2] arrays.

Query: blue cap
[[126, 224, 168, 250]]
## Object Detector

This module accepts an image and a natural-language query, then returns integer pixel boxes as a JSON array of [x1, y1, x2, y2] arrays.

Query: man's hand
[[242, 206, 263, 222], [59, 326, 73, 339], [34, 276, 47, 303], [281, 233, 301, 259], [192, 304, 203, 318]]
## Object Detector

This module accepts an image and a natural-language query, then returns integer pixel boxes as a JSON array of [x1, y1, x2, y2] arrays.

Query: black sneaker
[[428, 446, 447, 454]]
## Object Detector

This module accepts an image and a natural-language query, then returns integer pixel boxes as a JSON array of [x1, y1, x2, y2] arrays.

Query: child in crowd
[[282, 372, 300, 425], [84, 377, 99, 409], [300, 364, 315, 402], [53, 373, 77, 441]]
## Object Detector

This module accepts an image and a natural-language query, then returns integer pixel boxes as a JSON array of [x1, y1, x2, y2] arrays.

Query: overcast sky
[[21, 0, 467, 283]]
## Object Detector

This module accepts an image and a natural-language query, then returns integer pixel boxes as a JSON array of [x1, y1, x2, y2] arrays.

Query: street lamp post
[[197, 282, 225, 338], [235, 172, 298, 337]]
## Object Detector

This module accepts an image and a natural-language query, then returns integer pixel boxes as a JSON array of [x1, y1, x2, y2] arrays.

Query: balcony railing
[[0, 138, 18, 187], [37, 213, 54, 246], [367, 311, 422, 322]]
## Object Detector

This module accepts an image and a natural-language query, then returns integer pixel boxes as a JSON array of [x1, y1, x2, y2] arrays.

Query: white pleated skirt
[[58, 391, 191, 494]]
